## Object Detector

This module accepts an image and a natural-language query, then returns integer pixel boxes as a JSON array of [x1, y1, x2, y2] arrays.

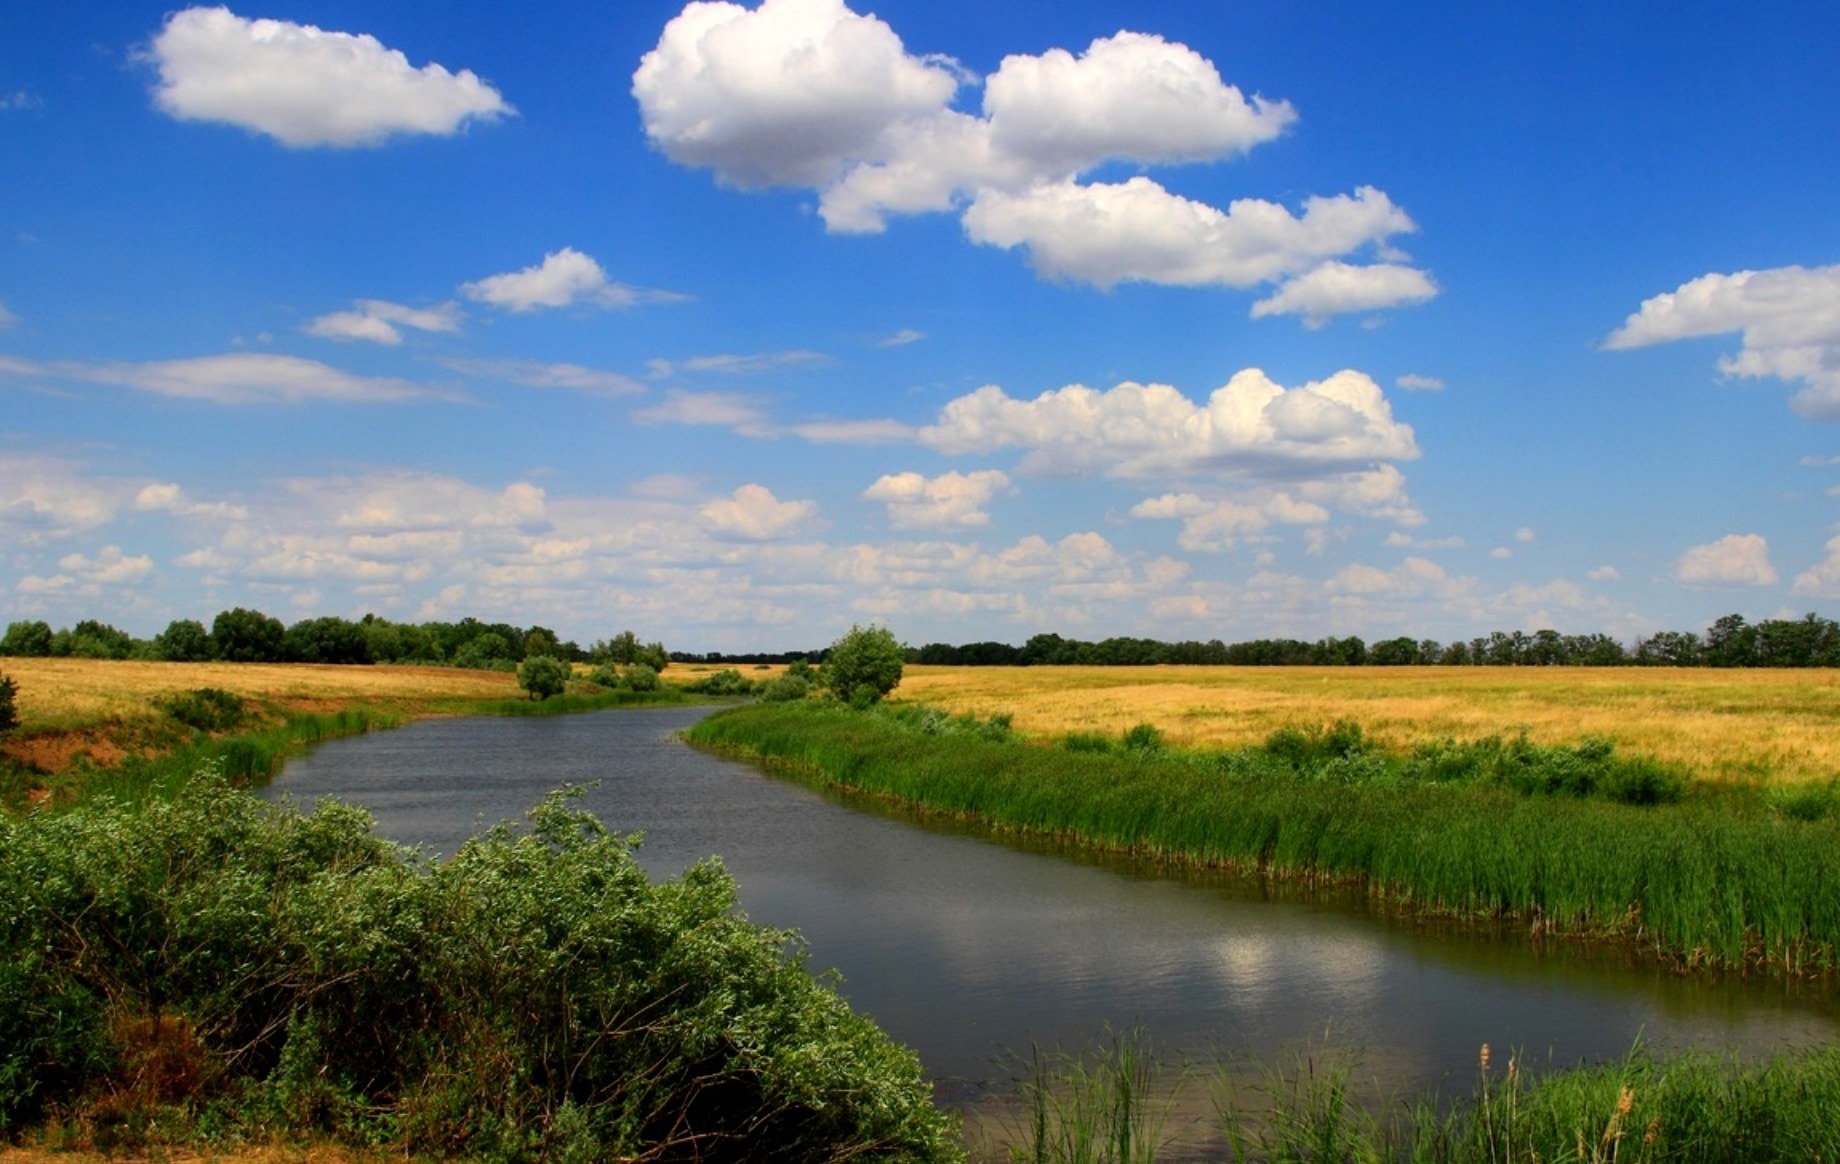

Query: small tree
[[822, 624, 904, 705], [0, 671, 17, 736], [517, 655, 571, 701]]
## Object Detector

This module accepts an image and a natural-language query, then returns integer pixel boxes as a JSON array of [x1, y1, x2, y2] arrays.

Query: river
[[264, 705, 1838, 1149]]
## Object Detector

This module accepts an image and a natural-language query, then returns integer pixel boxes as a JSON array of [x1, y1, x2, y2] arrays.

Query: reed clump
[[687, 702, 1840, 976], [1005, 1034, 1840, 1163]]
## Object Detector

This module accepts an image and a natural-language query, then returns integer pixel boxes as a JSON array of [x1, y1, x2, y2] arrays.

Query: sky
[[2, 0, 1839, 653]]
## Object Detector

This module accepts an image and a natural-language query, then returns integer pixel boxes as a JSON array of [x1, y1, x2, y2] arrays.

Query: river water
[[264, 705, 1837, 1144]]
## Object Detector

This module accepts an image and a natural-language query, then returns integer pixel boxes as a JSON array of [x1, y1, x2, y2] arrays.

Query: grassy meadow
[[894, 664, 1840, 785]]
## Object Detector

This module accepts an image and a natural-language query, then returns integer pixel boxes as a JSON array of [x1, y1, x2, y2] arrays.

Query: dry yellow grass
[[894, 664, 1840, 785], [2, 657, 522, 732]]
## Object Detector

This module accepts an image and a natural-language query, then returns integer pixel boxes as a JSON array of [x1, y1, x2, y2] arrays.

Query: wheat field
[[894, 664, 1840, 784]]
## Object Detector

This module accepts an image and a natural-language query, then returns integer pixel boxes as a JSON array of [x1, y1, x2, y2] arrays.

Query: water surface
[[266, 707, 1838, 1104]]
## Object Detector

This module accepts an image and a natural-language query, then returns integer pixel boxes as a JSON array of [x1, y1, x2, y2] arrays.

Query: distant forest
[[4, 609, 1839, 670]]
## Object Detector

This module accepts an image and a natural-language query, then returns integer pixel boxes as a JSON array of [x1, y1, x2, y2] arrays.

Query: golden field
[[894, 664, 1840, 785], [4, 657, 1837, 785]]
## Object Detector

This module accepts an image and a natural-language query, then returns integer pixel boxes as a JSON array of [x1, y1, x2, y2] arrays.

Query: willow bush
[[0, 774, 958, 1162]]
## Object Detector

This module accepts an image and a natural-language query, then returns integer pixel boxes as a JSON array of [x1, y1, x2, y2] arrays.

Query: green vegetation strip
[[687, 702, 1840, 976], [1004, 1029, 1840, 1164], [0, 777, 957, 1161]]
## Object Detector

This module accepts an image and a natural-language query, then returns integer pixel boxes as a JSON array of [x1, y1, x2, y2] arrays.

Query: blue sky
[[3, 0, 1838, 652]]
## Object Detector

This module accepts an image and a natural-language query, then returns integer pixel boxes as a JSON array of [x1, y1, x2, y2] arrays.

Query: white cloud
[[633, 388, 772, 434], [922, 369, 1418, 478], [701, 483, 819, 540], [56, 546, 155, 586], [439, 358, 646, 397], [0, 456, 121, 544], [876, 328, 926, 347], [1489, 547, 1513, 560], [146, 6, 512, 147], [1251, 261, 1439, 326], [1129, 489, 1327, 551], [0, 302, 17, 330], [964, 182, 1418, 293], [1675, 533, 1778, 587], [1395, 374, 1445, 392], [1385, 531, 1464, 550], [1791, 533, 1840, 598], [633, 0, 961, 189], [134, 482, 248, 520], [0, 352, 457, 404], [304, 299, 461, 345], [1, 91, 44, 112], [461, 248, 673, 313], [787, 418, 917, 444], [635, 2, 1432, 320], [864, 469, 1011, 528], [652, 350, 828, 376], [1605, 263, 1840, 420], [1588, 565, 1622, 582], [1298, 465, 1424, 526], [1515, 526, 1536, 543]]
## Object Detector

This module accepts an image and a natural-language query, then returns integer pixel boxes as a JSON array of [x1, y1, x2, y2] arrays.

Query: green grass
[[687, 702, 1840, 976], [1007, 1032, 1840, 1163]]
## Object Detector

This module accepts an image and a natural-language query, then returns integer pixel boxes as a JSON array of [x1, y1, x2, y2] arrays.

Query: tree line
[[907, 612, 1840, 668], [0, 610, 668, 672]]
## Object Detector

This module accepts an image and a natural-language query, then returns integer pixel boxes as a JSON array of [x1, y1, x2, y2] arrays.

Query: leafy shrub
[[761, 674, 811, 703], [1262, 720, 1368, 770], [624, 662, 661, 692], [0, 778, 959, 1160], [517, 655, 571, 701], [1121, 723, 1164, 754], [822, 625, 904, 705], [153, 687, 246, 733], [0, 672, 16, 736], [684, 668, 756, 697], [0, 621, 54, 658], [1063, 731, 1113, 754]]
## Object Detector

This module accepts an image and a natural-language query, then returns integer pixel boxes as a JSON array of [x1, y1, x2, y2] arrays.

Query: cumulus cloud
[[146, 6, 512, 147], [634, 1, 1432, 320], [439, 358, 646, 397], [1605, 263, 1840, 420], [921, 368, 1417, 478], [134, 482, 248, 520], [0, 352, 457, 404], [1251, 261, 1439, 327], [965, 183, 1421, 293], [304, 299, 461, 345], [701, 483, 819, 540], [461, 248, 677, 313], [1792, 533, 1840, 599], [864, 469, 1011, 528], [1129, 489, 1327, 551], [0, 456, 121, 544], [1675, 533, 1778, 587]]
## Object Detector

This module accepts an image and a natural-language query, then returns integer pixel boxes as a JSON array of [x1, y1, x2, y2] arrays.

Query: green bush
[[761, 674, 811, 703], [684, 668, 756, 697], [0, 672, 16, 736], [0, 778, 960, 1160], [822, 625, 904, 705], [517, 655, 571, 701], [153, 687, 246, 733]]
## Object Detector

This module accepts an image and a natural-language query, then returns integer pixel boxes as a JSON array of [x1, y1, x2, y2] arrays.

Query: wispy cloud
[[439, 357, 647, 397], [0, 352, 461, 405]]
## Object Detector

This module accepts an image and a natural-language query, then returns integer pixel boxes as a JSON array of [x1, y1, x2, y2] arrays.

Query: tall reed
[[687, 703, 1840, 976]]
